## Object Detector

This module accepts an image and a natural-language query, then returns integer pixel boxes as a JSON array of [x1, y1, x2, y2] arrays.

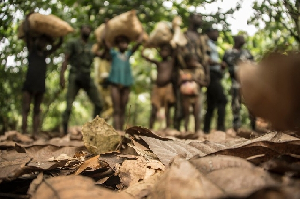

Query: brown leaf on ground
[[188, 140, 226, 153], [0, 150, 31, 181], [126, 126, 170, 141], [0, 141, 17, 150], [210, 140, 300, 165], [15, 144, 85, 170], [48, 135, 84, 147], [150, 158, 224, 199], [27, 173, 44, 197], [0, 131, 33, 144], [205, 167, 277, 197], [81, 116, 122, 154], [28, 175, 134, 199], [190, 155, 254, 174], [192, 155, 278, 196], [138, 136, 218, 165], [75, 155, 114, 183], [75, 155, 104, 175], [246, 186, 300, 199], [116, 157, 164, 188], [98, 152, 129, 170], [151, 156, 278, 199], [221, 186, 300, 199], [261, 154, 300, 177], [124, 172, 162, 199]]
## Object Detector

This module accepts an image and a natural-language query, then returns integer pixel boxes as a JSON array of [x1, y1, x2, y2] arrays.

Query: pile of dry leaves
[[1, 116, 300, 199]]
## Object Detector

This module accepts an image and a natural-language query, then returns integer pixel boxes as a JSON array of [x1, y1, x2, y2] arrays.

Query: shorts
[[151, 83, 175, 109]]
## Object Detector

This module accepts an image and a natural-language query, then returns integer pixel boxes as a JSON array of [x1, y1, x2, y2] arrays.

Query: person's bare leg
[[193, 96, 201, 132], [182, 97, 190, 132], [165, 103, 172, 128], [150, 104, 157, 129], [33, 92, 44, 136], [120, 87, 130, 130], [111, 85, 121, 130], [22, 91, 31, 134]]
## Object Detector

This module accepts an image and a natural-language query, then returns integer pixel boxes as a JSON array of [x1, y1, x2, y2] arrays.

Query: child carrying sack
[[145, 16, 187, 48], [95, 10, 148, 47], [18, 13, 74, 39]]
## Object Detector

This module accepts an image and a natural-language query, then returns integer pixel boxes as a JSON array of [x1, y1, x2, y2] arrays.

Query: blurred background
[[1, 0, 299, 133]]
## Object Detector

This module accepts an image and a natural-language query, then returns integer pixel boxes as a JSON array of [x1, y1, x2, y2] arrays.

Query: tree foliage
[[249, 0, 299, 49]]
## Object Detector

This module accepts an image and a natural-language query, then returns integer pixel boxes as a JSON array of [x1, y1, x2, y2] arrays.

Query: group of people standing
[[21, 11, 255, 138]]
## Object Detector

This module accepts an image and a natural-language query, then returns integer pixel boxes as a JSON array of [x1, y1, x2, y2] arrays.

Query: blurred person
[[22, 13, 63, 137], [173, 13, 210, 131], [103, 19, 144, 130], [141, 43, 176, 129], [203, 28, 227, 133], [223, 35, 256, 131], [60, 25, 105, 135], [179, 54, 206, 132]]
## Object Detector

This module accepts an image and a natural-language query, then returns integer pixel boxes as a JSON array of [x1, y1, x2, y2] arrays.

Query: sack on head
[[145, 16, 187, 48], [18, 13, 74, 39], [95, 10, 148, 47]]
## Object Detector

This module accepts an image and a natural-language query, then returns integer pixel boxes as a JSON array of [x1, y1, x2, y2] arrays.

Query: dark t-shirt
[[65, 38, 95, 74], [223, 48, 253, 79], [22, 44, 47, 93]]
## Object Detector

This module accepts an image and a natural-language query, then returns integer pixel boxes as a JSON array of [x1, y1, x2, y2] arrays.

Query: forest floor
[[1, 117, 300, 199]]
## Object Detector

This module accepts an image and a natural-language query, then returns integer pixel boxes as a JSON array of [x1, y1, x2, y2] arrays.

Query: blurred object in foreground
[[238, 52, 300, 133]]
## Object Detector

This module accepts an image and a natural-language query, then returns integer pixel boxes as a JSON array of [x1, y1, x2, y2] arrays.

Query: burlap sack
[[95, 24, 105, 46], [18, 13, 74, 39], [145, 16, 187, 48], [145, 21, 173, 48], [95, 10, 148, 47]]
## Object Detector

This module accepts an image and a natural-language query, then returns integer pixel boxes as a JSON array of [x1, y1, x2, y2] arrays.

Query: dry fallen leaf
[[0, 131, 33, 144], [15, 144, 84, 170], [209, 140, 300, 165], [2, 118, 300, 199], [75, 155, 103, 175], [150, 157, 224, 199], [138, 136, 219, 165], [197, 161, 278, 197], [116, 157, 164, 188], [190, 155, 254, 174], [261, 154, 300, 177], [126, 126, 170, 141], [81, 116, 122, 154], [28, 175, 134, 199], [151, 155, 279, 199], [98, 152, 128, 170], [0, 141, 17, 150], [124, 172, 162, 199], [0, 150, 31, 181]]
